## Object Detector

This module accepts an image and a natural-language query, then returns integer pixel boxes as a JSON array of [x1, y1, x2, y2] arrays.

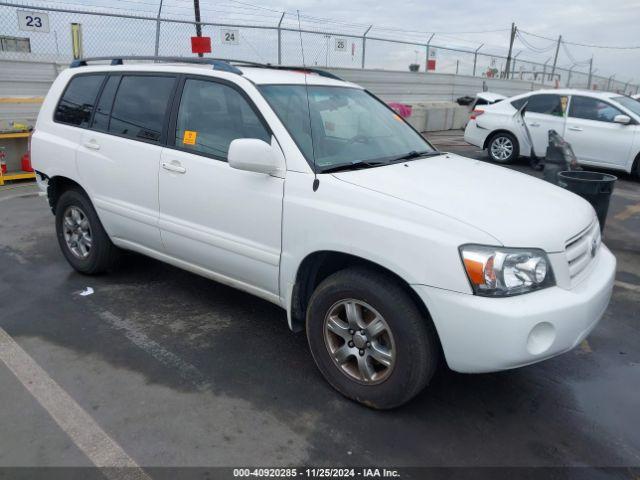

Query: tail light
[[470, 109, 484, 120]]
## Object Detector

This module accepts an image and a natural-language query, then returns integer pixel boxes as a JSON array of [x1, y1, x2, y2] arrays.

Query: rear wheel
[[488, 132, 518, 164], [55, 188, 119, 274], [306, 267, 439, 409]]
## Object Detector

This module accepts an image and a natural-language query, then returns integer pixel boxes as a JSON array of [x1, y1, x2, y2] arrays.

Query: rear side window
[[525, 94, 564, 116], [174, 78, 270, 159], [54, 74, 105, 127], [569, 96, 623, 123], [109, 75, 176, 143], [92, 75, 121, 132], [511, 97, 528, 110]]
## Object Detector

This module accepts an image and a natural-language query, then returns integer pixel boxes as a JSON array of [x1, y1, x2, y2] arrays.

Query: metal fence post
[[361, 25, 372, 69], [587, 57, 593, 90], [425, 33, 434, 73], [542, 57, 550, 85], [154, 0, 163, 57], [472, 43, 483, 77], [277, 12, 284, 65]]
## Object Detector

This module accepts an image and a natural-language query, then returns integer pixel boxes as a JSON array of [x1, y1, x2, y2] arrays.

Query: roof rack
[[69, 56, 244, 74], [69, 56, 344, 81]]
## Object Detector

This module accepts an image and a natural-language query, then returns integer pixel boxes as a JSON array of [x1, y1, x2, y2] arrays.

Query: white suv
[[32, 58, 616, 408], [464, 88, 640, 176]]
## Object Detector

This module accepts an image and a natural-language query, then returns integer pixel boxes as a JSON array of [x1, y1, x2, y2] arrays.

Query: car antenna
[[297, 9, 320, 192]]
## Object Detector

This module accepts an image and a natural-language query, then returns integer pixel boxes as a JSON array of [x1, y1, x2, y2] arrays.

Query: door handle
[[83, 139, 100, 150], [162, 161, 186, 174], [568, 126, 583, 132], [528, 122, 541, 127]]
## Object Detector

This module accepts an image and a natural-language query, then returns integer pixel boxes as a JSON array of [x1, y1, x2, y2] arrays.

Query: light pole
[[473, 43, 484, 77]]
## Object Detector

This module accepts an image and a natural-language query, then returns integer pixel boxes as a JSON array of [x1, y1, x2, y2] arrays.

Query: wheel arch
[[289, 251, 436, 338], [483, 128, 520, 150], [46, 175, 88, 214]]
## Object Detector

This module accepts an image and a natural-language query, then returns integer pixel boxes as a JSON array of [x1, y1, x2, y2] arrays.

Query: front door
[[565, 95, 635, 169], [158, 77, 284, 299]]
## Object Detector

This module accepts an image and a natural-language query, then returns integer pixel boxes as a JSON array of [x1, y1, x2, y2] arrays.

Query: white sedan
[[464, 89, 640, 176]]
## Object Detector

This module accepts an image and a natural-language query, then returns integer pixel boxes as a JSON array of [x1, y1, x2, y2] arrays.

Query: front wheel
[[306, 268, 439, 409], [488, 132, 518, 164]]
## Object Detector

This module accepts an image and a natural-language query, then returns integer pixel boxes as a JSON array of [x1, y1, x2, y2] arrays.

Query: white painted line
[[614, 280, 640, 293], [0, 327, 151, 480], [98, 310, 211, 392]]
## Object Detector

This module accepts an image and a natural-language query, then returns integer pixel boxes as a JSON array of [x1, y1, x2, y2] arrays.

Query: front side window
[[174, 79, 270, 158], [259, 85, 434, 170], [569, 96, 623, 123], [54, 74, 105, 127], [525, 94, 564, 116], [109, 75, 175, 143]]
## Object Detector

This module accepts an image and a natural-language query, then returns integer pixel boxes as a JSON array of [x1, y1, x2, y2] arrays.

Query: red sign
[[427, 59, 436, 71], [191, 36, 211, 54]]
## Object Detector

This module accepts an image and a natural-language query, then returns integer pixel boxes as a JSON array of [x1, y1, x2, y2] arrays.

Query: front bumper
[[413, 244, 616, 373]]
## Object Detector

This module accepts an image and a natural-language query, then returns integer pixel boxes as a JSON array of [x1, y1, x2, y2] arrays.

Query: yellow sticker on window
[[183, 130, 197, 145]]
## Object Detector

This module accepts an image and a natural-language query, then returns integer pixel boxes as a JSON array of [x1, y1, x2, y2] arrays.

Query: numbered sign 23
[[17, 10, 50, 33], [221, 29, 239, 45]]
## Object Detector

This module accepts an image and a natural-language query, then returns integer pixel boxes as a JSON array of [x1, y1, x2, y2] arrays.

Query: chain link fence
[[1, 0, 638, 95]]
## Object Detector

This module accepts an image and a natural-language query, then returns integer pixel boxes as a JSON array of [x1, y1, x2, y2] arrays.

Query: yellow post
[[71, 23, 83, 60]]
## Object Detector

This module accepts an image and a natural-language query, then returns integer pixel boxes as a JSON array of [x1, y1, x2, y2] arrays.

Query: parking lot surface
[[0, 131, 639, 474]]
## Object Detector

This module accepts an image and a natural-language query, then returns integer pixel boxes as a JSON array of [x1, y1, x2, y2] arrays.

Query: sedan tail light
[[470, 109, 485, 120]]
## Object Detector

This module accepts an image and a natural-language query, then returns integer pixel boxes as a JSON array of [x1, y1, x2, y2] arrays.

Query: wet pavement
[[0, 132, 638, 475]]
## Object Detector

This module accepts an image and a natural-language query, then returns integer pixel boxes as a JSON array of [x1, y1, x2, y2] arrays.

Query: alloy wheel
[[323, 299, 396, 384]]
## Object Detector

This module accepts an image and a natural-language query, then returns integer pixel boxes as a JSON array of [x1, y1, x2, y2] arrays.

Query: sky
[[4, 0, 640, 85]]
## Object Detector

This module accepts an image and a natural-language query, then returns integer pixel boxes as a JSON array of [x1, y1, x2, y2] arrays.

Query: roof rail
[[69, 56, 243, 75], [68, 56, 344, 81]]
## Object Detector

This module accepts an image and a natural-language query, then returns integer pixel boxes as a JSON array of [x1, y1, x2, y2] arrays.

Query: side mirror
[[613, 114, 631, 125], [228, 138, 283, 175]]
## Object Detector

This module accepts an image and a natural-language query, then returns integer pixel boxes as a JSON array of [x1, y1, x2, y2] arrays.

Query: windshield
[[259, 85, 435, 171], [612, 96, 640, 117]]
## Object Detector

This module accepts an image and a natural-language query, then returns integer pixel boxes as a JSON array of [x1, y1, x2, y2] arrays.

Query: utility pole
[[504, 23, 516, 79], [587, 56, 593, 89], [550, 34, 561, 83], [193, 0, 203, 57], [154, 0, 164, 57]]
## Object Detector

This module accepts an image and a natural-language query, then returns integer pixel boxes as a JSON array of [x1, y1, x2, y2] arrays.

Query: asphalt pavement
[[0, 132, 638, 478]]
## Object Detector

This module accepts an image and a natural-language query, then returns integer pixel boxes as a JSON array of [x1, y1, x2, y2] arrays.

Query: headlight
[[459, 244, 555, 297]]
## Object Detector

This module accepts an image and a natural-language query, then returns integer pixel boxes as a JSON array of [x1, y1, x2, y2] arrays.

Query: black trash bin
[[557, 171, 617, 230]]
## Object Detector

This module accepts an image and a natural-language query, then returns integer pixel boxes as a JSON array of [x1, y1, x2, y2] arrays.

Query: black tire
[[55, 188, 119, 274], [633, 155, 640, 180], [306, 267, 439, 409], [487, 132, 519, 164]]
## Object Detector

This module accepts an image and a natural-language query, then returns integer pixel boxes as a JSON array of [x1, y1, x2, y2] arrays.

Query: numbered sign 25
[[334, 38, 347, 52], [17, 10, 50, 33], [220, 29, 239, 45]]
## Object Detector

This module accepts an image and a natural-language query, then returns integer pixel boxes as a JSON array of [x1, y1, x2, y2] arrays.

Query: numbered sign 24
[[17, 10, 50, 33], [221, 29, 239, 45]]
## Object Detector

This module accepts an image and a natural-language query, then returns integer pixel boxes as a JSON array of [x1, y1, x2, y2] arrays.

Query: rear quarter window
[[54, 74, 105, 127]]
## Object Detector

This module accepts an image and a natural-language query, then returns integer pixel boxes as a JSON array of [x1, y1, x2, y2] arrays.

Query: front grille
[[565, 219, 601, 280]]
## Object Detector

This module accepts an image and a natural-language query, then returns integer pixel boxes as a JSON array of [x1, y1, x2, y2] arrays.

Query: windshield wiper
[[320, 160, 389, 173], [388, 150, 442, 163]]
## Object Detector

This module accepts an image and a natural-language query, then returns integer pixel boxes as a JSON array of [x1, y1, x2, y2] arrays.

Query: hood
[[331, 154, 594, 253]]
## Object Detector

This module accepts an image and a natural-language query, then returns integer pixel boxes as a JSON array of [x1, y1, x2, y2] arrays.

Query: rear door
[[77, 73, 177, 251], [565, 95, 634, 169], [522, 93, 567, 155], [158, 76, 284, 299]]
